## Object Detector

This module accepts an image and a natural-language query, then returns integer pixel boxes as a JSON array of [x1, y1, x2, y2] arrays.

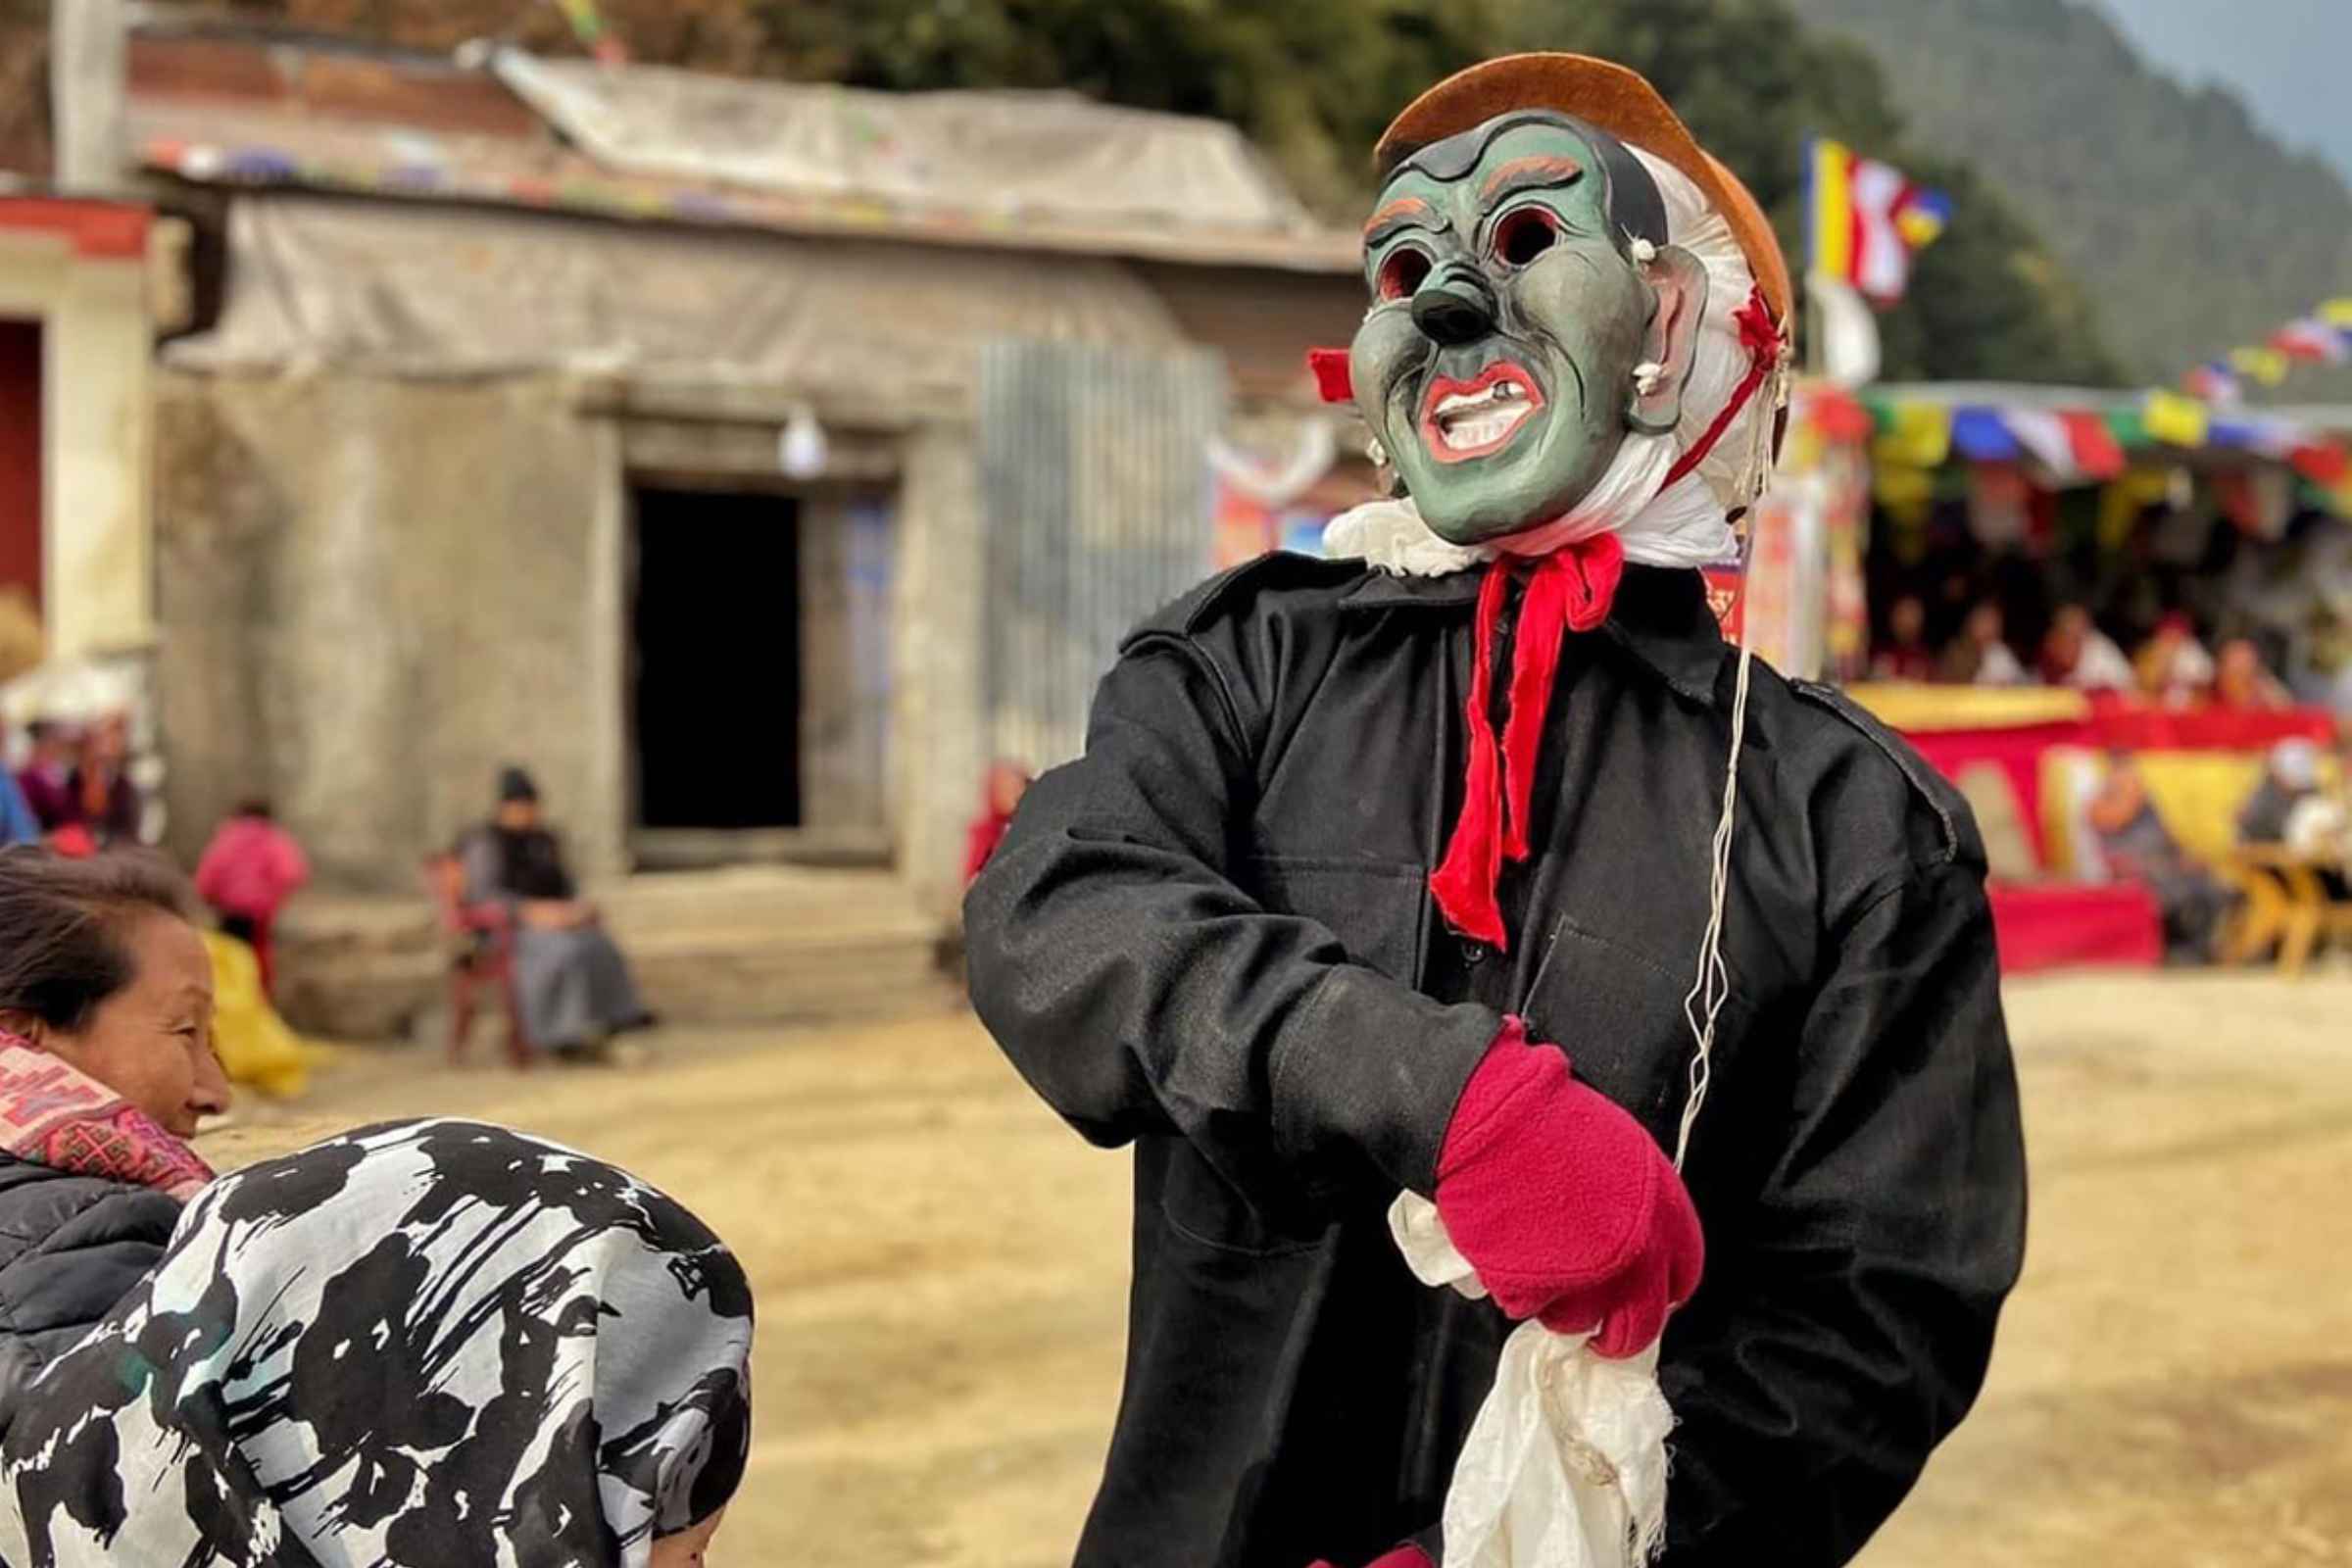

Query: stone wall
[[154, 370, 625, 891]]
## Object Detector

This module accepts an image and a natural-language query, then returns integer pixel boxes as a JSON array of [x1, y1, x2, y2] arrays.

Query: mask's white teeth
[[1435, 401, 1533, 451], [1434, 381, 1532, 419]]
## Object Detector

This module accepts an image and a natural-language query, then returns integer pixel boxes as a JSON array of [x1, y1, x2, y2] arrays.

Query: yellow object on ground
[[204, 931, 311, 1100], [1844, 681, 2090, 733]]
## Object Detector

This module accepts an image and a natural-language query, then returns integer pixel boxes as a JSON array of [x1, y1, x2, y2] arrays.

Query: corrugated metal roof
[[123, 20, 1358, 274]]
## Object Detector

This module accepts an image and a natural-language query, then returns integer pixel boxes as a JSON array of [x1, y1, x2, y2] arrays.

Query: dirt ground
[[205, 970, 2352, 1568]]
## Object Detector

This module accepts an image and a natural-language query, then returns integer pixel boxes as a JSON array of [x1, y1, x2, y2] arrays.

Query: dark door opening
[[631, 486, 801, 830], [0, 320, 41, 611]]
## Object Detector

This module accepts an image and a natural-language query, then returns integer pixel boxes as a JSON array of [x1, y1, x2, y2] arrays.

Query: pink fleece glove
[[1432, 1019, 1703, 1356], [1308, 1548, 1433, 1568]]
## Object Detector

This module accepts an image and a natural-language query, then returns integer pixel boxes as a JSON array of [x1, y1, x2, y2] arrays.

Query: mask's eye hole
[[1493, 208, 1559, 268], [1376, 247, 1432, 302]]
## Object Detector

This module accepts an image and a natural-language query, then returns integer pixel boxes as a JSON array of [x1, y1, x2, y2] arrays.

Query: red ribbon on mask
[[1658, 288, 1781, 493], [1428, 533, 1625, 950], [1306, 348, 1355, 404]]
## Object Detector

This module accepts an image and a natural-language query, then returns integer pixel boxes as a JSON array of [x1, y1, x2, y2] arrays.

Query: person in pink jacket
[[193, 800, 310, 998]]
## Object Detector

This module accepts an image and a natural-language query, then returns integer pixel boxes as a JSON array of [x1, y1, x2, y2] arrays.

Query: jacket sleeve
[[0, 1182, 179, 1412], [1657, 858, 2026, 1566], [964, 629, 1503, 1203], [0, 773, 39, 848]]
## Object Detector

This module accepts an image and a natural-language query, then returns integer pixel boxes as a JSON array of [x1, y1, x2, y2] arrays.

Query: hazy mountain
[[1786, 0, 2352, 388]]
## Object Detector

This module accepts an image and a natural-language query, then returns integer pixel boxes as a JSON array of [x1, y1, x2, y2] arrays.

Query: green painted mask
[[1350, 112, 1712, 546]]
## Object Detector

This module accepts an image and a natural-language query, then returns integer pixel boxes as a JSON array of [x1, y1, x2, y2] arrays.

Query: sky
[[2094, 0, 2352, 186]]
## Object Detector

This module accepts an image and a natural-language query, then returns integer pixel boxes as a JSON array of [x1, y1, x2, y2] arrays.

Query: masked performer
[[967, 54, 2025, 1568]]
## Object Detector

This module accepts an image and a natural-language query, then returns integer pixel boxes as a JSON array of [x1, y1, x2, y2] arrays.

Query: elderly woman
[[0, 849, 750, 1566], [460, 767, 656, 1061]]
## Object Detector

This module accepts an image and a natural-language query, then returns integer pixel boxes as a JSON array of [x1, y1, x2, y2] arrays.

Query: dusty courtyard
[[205, 971, 2352, 1567]]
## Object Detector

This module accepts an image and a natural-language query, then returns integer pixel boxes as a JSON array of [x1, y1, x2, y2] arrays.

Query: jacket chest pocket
[[1246, 855, 1428, 987], [1518, 917, 1756, 1147]]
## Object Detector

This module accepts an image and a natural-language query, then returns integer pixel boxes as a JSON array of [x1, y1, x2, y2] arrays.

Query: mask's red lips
[[1419, 361, 1546, 464]]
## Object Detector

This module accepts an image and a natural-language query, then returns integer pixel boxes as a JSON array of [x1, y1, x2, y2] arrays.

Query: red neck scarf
[[1428, 533, 1626, 951], [0, 1034, 215, 1200]]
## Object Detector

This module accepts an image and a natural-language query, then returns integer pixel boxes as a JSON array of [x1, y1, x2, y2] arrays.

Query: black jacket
[[0, 1152, 178, 1425], [966, 555, 2028, 1568]]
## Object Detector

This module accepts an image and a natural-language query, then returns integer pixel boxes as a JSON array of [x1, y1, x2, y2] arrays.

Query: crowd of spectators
[[1872, 592, 2298, 711]]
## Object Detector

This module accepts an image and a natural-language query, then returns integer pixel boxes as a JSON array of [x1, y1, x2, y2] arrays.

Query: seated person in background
[[1869, 592, 1936, 681], [2237, 739, 2322, 847], [458, 766, 655, 1061], [1938, 600, 2028, 686], [67, 714, 141, 849], [2039, 604, 2134, 691], [2283, 738, 2351, 883], [193, 799, 311, 998], [2209, 637, 2291, 711], [14, 720, 75, 836], [2134, 612, 2216, 708], [2090, 755, 2233, 963]]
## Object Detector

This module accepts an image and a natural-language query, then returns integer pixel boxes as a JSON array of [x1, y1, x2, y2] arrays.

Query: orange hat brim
[[1375, 54, 1792, 335]]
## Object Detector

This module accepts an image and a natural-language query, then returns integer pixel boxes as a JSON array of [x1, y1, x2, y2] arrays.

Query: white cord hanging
[[1675, 639, 1753, 1171]]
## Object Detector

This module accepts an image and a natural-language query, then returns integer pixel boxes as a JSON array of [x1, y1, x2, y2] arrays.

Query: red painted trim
[[0, 198, 152, 261]]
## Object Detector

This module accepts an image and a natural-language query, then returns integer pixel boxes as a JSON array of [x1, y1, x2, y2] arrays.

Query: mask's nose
[[1411, 261, 1499, 346]]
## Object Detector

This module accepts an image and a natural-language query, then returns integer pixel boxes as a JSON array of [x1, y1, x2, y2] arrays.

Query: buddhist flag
[[2270, 318, 2349, 365], [2143, 390, 2210, 449], [2229, 345, 2291, 387], [1808, 138, 1951, 306], [2182, 362, 2242, 405]]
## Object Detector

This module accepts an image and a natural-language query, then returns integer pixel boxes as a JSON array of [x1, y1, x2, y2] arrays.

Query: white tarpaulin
[[169, 194, 1187, 386], [491, 50, 1322, 241]]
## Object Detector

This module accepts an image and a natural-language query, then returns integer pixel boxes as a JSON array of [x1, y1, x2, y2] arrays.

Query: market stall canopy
[[121, 15, 1357, 274]]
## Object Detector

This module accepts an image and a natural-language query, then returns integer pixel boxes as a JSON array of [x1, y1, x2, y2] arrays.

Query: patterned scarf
[[2, 1117, 751, 1567], [0, 1034, 214, 1200]]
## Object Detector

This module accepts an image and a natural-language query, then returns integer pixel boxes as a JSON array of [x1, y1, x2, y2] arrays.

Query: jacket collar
[[1337, 561, 1728, 708]]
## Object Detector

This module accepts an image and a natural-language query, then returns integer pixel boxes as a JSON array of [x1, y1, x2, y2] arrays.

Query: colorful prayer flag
[[2228, 345, 2291, 387], [2059, 411, 2126, 479], [2001, 409, 2076, 477], [2291, 442, 2351, 487], [2142, 390, 2210, 448], [1870, 399, 1952, 467], [1808, 138, 1950, 307], [2181, 362, 2242, 405], [2319, 298, 2352, 328], [1948, 408, 2022, 463], [2269, 318, 2348, 365]]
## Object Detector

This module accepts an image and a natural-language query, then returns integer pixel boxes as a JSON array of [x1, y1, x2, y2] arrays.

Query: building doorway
[[630, 485, 803, 835], [0, 319, 40, 610]]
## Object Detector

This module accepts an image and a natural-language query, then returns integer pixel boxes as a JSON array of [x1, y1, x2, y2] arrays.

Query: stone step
[[272, 867, 954, 1041]]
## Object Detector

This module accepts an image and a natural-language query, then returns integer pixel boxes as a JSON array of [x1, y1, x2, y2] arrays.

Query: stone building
[[78, 10, 1369, 936]]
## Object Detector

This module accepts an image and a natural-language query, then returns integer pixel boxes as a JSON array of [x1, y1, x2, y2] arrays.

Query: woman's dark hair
[[0, 848, 194, 1035], [233, 798, 274, 820]]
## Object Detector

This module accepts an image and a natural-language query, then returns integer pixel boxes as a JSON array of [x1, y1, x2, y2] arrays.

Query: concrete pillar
[[892, 421, 986, 919], [51, 0, 129, 195], [0, 225, 156, 662], [44, 249, 154, 658]]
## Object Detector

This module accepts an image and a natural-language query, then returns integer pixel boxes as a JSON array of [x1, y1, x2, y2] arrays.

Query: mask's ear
[[1626, 243, 1710, 435]]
